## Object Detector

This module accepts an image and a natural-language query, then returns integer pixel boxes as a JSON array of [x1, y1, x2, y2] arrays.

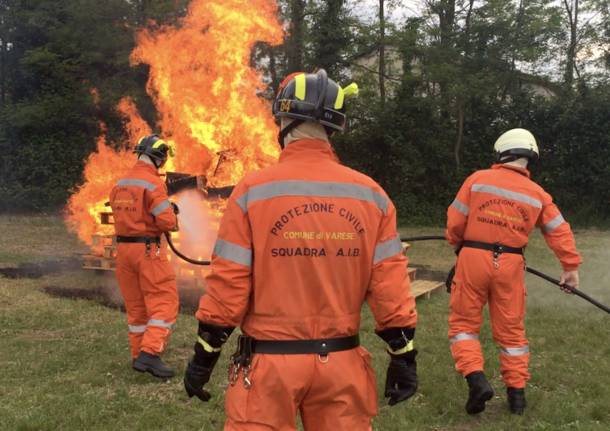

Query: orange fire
[[65, 0, 284, 258]]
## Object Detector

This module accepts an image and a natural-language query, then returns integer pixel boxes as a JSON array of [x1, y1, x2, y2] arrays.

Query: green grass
[[1, 215, 609, 430]]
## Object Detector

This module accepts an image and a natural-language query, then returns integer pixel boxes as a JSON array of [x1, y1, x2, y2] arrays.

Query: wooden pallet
[[411, 279, 445, 300], [92, 234, 116, 248], [408, 267, 417, 282], [99, 212, 114, 225], [82, 254, 116, 271]]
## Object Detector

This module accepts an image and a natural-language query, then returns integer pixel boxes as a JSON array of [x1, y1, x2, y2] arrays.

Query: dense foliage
[[0, 0, 609, 224]]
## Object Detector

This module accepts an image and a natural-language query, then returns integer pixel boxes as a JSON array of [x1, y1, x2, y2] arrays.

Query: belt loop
[[145, 239, 151, 256]]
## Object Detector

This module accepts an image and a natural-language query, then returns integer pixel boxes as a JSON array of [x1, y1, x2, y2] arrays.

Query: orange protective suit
[[446, 163, 581, 388], [109, 160, 178, 358], [196, 139, 417, 430]]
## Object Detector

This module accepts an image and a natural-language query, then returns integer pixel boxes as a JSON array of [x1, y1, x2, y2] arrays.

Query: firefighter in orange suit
[[109, 134, 179, 378], [446, 128, 582, 415], [183, 70, 418, 430]]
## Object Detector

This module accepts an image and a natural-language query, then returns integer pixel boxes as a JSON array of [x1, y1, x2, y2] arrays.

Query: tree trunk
[[379, 0, 385, 106], [438, 0, 456, 50], [454, 99, 464, 171], [0, 38, 5, 105], [563, 0, 579, 87], [0, 1, 6, 105], [268, 45, 278, 91], [286, 0, 306, 73], [436, 0, 455, 121]]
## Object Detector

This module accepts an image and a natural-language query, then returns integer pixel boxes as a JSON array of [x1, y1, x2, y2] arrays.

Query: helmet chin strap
[[278, 119, 304, 149], [138, 153, 162, 169]]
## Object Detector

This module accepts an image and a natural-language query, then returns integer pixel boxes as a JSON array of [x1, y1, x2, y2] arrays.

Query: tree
[[286, 0, 306, 72], [309, 0, 350, 77]]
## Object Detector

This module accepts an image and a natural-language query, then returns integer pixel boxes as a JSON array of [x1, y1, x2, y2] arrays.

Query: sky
[[352, 0, 421, 23]]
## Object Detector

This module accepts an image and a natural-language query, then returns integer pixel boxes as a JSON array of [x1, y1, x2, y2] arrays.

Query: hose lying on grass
[[400, 234, 610, 315]]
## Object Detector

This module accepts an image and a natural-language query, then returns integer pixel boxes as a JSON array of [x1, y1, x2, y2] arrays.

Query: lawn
[[0, 215, 609, 430]]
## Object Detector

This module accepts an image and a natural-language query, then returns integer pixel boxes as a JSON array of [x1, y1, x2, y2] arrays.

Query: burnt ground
[[2, 256, 447, 315], [43, 285, 125, 311], [0, 258, 82, 279], [42, 282, 205, 315]]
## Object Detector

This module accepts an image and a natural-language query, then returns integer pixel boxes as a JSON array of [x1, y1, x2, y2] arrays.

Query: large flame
[[131, 0, 283, 185], [65, 0, 283, 254]]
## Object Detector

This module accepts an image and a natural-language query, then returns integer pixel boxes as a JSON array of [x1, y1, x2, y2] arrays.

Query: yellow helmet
[[494, 128, 539, 162]]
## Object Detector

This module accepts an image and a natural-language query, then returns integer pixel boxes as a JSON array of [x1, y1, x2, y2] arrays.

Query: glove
[[184, 322, 234, 402], [385, 349, 418, 406], [184, 353, 218, 402], [446, 265, 456, 293], [376, 327, 418, 406], [171, 202, 180, 214]]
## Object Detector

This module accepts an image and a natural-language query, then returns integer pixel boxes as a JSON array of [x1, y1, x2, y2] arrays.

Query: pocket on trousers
[[356, 347, 378, 417], [148, 258, 176, 288], [224, 356, 260, 423], [520, 284, 527, 319]]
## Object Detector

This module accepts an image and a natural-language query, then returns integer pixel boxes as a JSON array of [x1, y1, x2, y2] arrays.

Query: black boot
[[133, 351, 175, 378], [507, 387, 526, 415], [465, 371, 494, 414]]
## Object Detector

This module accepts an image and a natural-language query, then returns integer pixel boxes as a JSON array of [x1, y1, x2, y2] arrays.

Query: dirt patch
[[42, 283, 204, 315], [0, 258, 82, 279], [411, 264, 450, 282]]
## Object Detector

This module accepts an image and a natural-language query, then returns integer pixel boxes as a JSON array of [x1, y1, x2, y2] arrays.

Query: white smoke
[[173, 190, 220, 262]]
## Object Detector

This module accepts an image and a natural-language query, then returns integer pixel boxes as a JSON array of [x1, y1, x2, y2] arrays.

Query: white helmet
[[494, 128, 539, 162]]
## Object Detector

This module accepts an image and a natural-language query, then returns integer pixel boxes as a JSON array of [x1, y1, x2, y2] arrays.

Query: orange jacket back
[[109, 161, 177, 237], [196, 139, 417, 339], [447, 164, 581, 270]]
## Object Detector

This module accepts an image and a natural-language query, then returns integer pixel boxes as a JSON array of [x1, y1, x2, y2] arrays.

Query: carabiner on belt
[[229, 335, 253, 389]]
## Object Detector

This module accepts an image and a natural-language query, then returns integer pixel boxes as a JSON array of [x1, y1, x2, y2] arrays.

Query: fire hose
[[164, 232, 211, 266], [400, 235, 610, 315]]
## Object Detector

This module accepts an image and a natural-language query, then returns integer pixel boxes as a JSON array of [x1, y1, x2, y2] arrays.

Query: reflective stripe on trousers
[[147, 319, 174, 329], [128, 324, 146, 333], [501, 345, 529, 356], [128, 320, 174, 332], [450, 332, 479, 344]]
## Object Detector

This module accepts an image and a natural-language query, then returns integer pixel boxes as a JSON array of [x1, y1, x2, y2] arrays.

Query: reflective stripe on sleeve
[[117, 178, 157, 191], [235, 180, 389, 214], [128, 324, 146, 333], [373, 235, 403, 264], [151, 200, 171, 216], [451, 198, 469, 216], [501, 345, 529, 356], [449, 332, 479, 344], [213, 239, 252, 267], [147, 319, 174, 329], [471, 184, 542, 208], [543, 214, 565, 233]]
